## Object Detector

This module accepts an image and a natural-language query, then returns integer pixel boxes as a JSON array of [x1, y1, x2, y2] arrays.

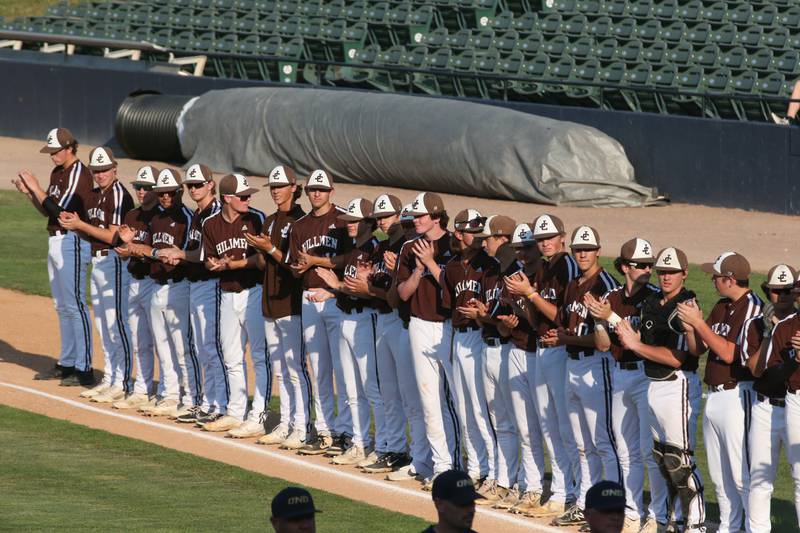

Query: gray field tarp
[[177, 87, 662, 207]]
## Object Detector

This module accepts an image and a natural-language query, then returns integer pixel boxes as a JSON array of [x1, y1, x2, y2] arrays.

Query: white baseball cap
[[306, 169, 333, 190], [338, 198, 373, 221], [372, 194, 402, 217], [654, 247, 688, 272], [619, 237, 655, 264], [87, 146, 117, 172], [184, 164, 213, 184], [407, 192, 445, 216], [569, 225, 600, 250], [268, 165, 297, 186], [511, 223, 536, 247], [40, 127, 76, 154], [219, 173, 258, 196], [765, 264, 797, 289], [131, 165, 158, 187], [532, 214, 565, 239], [153, 168, 182, 192]]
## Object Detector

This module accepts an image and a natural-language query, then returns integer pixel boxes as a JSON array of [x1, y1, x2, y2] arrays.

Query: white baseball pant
[[376, 311, 432, 477], [190, 279, 227, 414], [219, 285, 270, 422], [452, 329, 495, 480], [266, 314, 312, 437], [535, 345, 578, 503], [302, 292, 352, 437], [408, 317, 461, 475], [149, 280, 200, 404], [648, 370, 705, 528], [613, 362, 669, 523], [566, 352, 621, 508], [48, 232, 93, 371], [508, 347, 546, 493], [128, 276, 155, 396], [338, 310, 386, 450], [784, 393, 800, 527], [703, 382, 753, 533], [90, 251, 132, 392], [483, 341, 518, 489], [748, 396, 787, 533]]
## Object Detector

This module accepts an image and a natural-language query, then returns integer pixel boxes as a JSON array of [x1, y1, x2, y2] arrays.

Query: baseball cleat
[[323, 434, 352, 457], [79, 382, 111, 398], [475, 480, 506, 506], [227, 419, 266, 439], [494, 487, 522, 510], [257, 426, 289, 445], [90, 386, 125, 404], [112, 393, 150, 410], [551, 504, 586, 527], [35, 364, 74, 381], [175, 406, 204, 423], [297, 434, 334, 456], [332, 445, 371, 466], [137, 397, 159, 415], [622, 516, 642, 533], [362, 452, 411, 474], [195, 412, 222, 426], [525, 498, 566, 518], [508, 490, 540, 513], [638, 517, 659, 533], [385, 464, 417, 482], [144, 399, 180, 418], [202, 415, 242, 433], [357, 449, 380, 468], [279, 430, 307, 450]]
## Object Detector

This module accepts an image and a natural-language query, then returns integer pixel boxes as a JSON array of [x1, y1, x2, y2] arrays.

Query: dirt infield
[[0, 135, 796, 272]]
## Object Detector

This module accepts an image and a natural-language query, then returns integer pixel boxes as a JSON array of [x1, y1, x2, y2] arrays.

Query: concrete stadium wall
[[0, 51, 797, 214]]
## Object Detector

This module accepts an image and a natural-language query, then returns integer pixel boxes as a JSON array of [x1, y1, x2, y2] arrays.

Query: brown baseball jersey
[[396, 233, 453, 322], [602, 284, 661, 362], [45, 159, 94, 233], [559, 269, 620, 355], [262, 204, 305, 319], [640, 288, 698, 378], [370, 224, 410, 319], [494, 262, 539, 351], [534, 251, 581, 337], [338, 236, 381, 313], [122, 206, 156, 280], [703, 291, 763, 386], [764, 313, 800, 393], [739, 315, 787, 399], [287, 206, 348, 290], [148, 204, 194, 283], [202, 207, 265, 293], [480, 256, 504, 341], [85, 181, 134, 254], [185, 198, 220, 283], [444, 250, 494, 329]]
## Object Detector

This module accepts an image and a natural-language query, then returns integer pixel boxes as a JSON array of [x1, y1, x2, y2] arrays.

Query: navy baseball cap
[[585, 481, 625, 512], [431, 470, 484, 506], [271, 487, 320, 519]]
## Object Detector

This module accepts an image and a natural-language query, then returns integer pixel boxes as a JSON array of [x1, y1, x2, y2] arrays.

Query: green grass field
[[0, 0, 81, 19], [0, 404, 428, 532], [0, 188, 796, 528]]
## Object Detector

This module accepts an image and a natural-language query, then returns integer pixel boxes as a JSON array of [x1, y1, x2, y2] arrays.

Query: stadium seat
[[595, 38, 617, 62], [568, 35, 594, 60], [613, 18, 636, 40], [543, 34, 569, 57], [772, 49, 799, 75], [513, 11, 537, 34], [626, 0, 654, 19], [413, 46, 455, 95], [720, 46, 746, 70], [470, 27, 496, 50], [653, 0, 676, 20], [488, 10, 514, 31], [735, 26, 762, 48], [701, 2, 727, 24], [753, 5, 777, 26], [710, 23, 736, 47], [537, 12, 562, 34], [494, 30, 519, 54], [635, 19, 661, 42], [518, 30, 544, 56], [686, 22, 710, 45], [401, 6, 437, 47], [587, 15, 613, 38], [761, 27, 788, 49], [659, 21, 686, 44], [725, 3, 752, 26], [667, 41, 692, 67], [691, 43, 719, 69], [615, 39, 643, 64], [600, 0, 626, 18], [642, 40, 667, 64], [448, 28, 473, 50], [421, 27, 449, 48], [561, 14, 587, 37], [779, 6, 800, 30], [576, 0, 601, 16], [747, 47, 773, 72], [678, 0, 702, 22]]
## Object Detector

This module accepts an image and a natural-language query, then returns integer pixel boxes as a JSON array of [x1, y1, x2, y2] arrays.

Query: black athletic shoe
[[361, 452, 412, 474], [297, 434, 334, 456], [324, 434, 352, 457], [176, 406, 204, 424], [552, 505, 586, 527], [35, 364, 74, 380], [60, 370, 95, 387], [195, 412, 222, 426]]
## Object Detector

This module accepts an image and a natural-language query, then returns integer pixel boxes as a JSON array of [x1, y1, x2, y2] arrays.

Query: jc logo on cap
[[139, 169, 148, 179], [161, 175, 170, 184], [663, 253, 673, 264], [96, 152, 105, 164], [272, 169, 281, 179], [378, 198, 386, 209], [189, 167, 197, 178], [348, 203, 357, 213], [641, 243, 650, 255], [539, 219, 549, 230], [778, 270, 788, 282]]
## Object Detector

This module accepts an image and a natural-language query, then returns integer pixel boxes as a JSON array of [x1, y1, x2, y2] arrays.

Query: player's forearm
[[593, 325, 612, 352], [632, 342, 686, 368], [530, 294, 558, 321], [562, 333, 596, 348], [397, 276, 420, 301], [76, 222, 119, 245], [693, 322, 735, 362]]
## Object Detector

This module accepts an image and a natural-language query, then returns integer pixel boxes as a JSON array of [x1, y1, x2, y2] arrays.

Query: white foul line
[[0, 380, 562, 533]]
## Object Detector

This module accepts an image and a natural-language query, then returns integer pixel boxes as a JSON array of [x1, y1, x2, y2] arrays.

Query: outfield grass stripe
[[0, 380, 561, 532]]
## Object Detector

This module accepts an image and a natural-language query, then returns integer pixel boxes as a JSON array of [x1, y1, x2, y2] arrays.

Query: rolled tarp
[[175, 86, 662, 207]]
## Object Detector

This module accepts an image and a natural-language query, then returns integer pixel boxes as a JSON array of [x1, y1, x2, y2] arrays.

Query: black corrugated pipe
[[114, 91, 192, 162]]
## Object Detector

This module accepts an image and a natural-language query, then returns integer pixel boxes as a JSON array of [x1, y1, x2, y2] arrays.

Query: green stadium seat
[[686, 22, 710, 45], [460, 0, 501, 29], [344, 1, 367, 23], [518, 30, 544, 56], [701, 2, 727, 24], [704, 67, 731, 94], [600, 0, 626, 18], [561, 14, 587, 37], [621, 63, 652, 112], [537, 13, 562, 34], [366, 2, 394, 49], [678, 0, 702, 22], [451, 49, 481, 97], [746, 47, 772, 72], [543, 34, 569, 56], [488, 10, 514, 31], [434, 1, 463, 32], [564, 58, 601, 105], [735, 26, 762, 48], [598, 60, 625, 84], [402, 5, 437, 46], [667, 41, 693, 66], [615, 39, 643, 63], [587, 15, 613, 38], [635, 19, 661, 41], [277, 0, 300, 17], [659, 21, 686, 44], [421, 27, 450, 48], [576, 0, 600, 16], [710, 23, 736, 47], [471, 28, 496, 50], [772, 49, 799, 75], [513, 11, 538, 34], [525, 52, 550, 76], [494, 30, 520, 54], [236, 11, 258, 33], [595, 38, 617, 62], [501, 0, 530, 17], [753, 5, 777, 26], [489, 49, 520, 98], [779, 6, 800, 30], [299, 0, 322, 18], [321, 19, 347, 60], [277, 16, 300, 38], [341, 21, 370, 60], [761, 27, 788, 49], [151, 7, 177, 28], [448, 28, 473, 50], [546, 0, 577, 14], [413, 47, 458, 96], [255, 13, 279, 35], [725, 3, 752, 25], [642, 40, 667, 63], [691, 43, 719, 68], [366, 45, 408, 91], [788, 33, 800, 50], [627, 0, 653, 18], [568, 35, 594, 59], [277, 37, 304, 83], [719, 46, 745, 70], [322, 0, 345, 19], [653, 0, 676, 20], [299, 18, 326, 59], [667, 65, 707, 117]]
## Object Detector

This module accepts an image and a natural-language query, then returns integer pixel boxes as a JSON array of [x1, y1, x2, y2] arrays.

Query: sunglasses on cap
[[133, 184, 153, 191], [626, 261, 652, 269], [186, 182, 206, 190], [456, 216, 487, 230]]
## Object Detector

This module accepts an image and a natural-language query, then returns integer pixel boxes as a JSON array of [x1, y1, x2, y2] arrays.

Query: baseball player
[[616, 247, 706, 532], [57, 147, 133, 403], [741, 265, 797, 532], [247, 165, 311, 450], [13, 128, 94, 386], [504, 213, 579, 516], [111, 165, 159, 410], [678, 252, 762, 533], [362, 194, 426, 477], [490, 222, 549, 515], [132, 168, 198, 418], [316, 198, 387, 466], [396, 192, 461, 488], [156, 164, 227, 425], [542, 226, 621, 527], [201, 173, 268, 438], [287, 170, 352, 456], [444, 209, 496, 488], [586, 238, 669, 532]]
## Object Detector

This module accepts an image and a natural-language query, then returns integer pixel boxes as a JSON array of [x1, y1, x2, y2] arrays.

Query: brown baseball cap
[[532, 214, 565, 239], [306, 169, 333, 190], [764, 264, 798, 289], [372, 194, 403, 217], [654, 247, 688, 272], [408, 192, 445, 216], [268, 165, 298, 186], [338, 198, 373, 221], [40, 127, 76, 154], [153, 168, 183, 192], [131, 165, 159, 187], [478, 215, 516, 237], [87, 146, 117, 172], [184, 163, 213, 184], [701, 252, 750, 281], [619, 237, 655, 264], [219, 173, 258, 196], [511, 223, 536, 247], [453, 209, 486, 233], [569, 225, 601, 250]]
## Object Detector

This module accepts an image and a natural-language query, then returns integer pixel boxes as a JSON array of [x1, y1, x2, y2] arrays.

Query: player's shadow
[[0, 339, 79, 377]]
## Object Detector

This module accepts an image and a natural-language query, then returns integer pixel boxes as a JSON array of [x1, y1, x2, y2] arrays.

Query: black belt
[[484, 337, 508, 348], [48, 229, 67, 237], [708, 382, 738, 393], [377, 307, 393, 315], [130, 273, 147, 281], [154, 277, 185, 285], [455, 326, 480, 333], [617, 361, 641, 371], [567, 350, 594, 360], [756, 393, 786, 408], [341, 306, 367, 315]]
